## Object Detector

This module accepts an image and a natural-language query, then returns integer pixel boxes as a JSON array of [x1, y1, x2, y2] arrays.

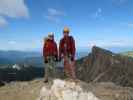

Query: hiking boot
[[73, 78, 80, 83], [43, 78, 48, 83]]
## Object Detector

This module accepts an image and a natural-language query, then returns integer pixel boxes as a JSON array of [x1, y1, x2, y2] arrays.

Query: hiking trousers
[[63, 56, 76, 79], [44, 56, 56, 79]]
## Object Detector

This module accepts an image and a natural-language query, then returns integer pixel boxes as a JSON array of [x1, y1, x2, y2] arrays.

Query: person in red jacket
[[43, 32, 58, 82], [59, 27, 76, 79]]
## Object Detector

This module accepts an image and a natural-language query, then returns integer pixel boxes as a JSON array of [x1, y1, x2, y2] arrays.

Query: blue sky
[[0, 0, 133, 51]]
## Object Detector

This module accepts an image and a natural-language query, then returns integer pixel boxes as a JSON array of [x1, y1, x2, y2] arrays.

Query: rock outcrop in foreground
[[37, 79, 133, 100], [37, 79, 100, 100], [76, 46, 133, 87], [0, 78, 133, 100]]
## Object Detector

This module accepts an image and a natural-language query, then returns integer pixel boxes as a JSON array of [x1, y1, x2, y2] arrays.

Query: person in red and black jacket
[[43, 32, 58, 83], [59, 27, 76, 79]]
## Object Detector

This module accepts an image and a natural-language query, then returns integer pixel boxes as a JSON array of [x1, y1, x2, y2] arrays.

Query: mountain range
[[0, 50, 88, 67], [0, 51, 41, 65]]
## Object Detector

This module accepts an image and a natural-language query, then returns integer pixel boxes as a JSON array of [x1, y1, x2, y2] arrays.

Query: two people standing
[[43, 27, 76, 82]]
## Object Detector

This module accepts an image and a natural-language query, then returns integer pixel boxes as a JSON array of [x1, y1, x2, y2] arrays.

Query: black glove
[[69, 54, 74, 61], [55, 57, 58, 62], [54, 56, 58, 62], [44, 57, 48, 63], [71, 56, 74, 61], [45, 60, 48, 63], [58, 57, 61, 62]]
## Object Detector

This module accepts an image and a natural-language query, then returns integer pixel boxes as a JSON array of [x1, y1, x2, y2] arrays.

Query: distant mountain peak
[[92, 46, 113, 55], [76, 46, 133, 87]]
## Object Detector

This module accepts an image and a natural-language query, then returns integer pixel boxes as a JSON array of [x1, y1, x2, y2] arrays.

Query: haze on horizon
[[0, 0, 133, 51]]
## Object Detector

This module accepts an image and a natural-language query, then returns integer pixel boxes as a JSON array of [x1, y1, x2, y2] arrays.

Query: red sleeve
[[59, 39, 63, 58], [71, 37, 76, 58], [54, 42, 58, 58], [43, 42, 47, 58]]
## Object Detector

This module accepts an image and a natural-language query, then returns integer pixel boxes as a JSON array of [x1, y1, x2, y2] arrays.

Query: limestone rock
[[37, 79, 100, 100]]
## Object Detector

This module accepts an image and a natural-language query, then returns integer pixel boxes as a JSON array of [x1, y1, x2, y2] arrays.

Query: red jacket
[[59, 36, 76, 59], [43, 39, 58, 59]]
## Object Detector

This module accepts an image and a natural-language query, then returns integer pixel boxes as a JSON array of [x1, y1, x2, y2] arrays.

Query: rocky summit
[[76, 46, 133, 87], [0, 78, 133, 100], [37, 79, 100, 100]]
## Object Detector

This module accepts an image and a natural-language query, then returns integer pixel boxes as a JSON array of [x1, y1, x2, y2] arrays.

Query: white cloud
[[120, 22, 133, 28], [128, 23, 133, 27], [119, 0, 128, 3], [45, 8, 65, 22], [45, 15, 59, 23], [0, 16, 8, 27], [88, 39, 133, 48], [98, 8, 102, 13], [48, 8, 65, 16], [117, 0, 128, 3], [95, 8, 102, 17], [0, 0, 29, 27], [112, 0, 129, 5], [8, 41, 17, 45], [91, 8, 104, 20], [0, 0, 29, 18]]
